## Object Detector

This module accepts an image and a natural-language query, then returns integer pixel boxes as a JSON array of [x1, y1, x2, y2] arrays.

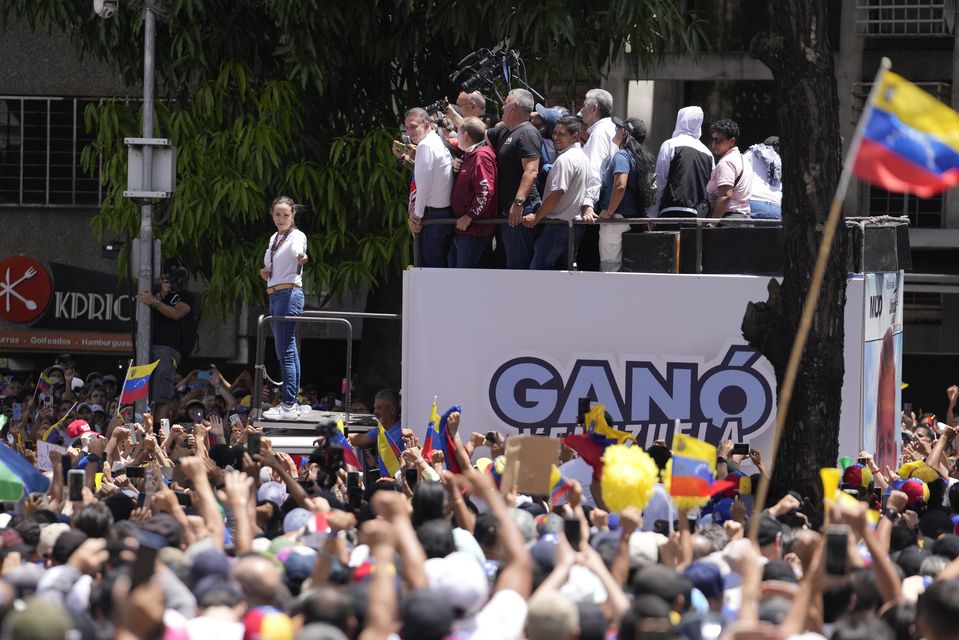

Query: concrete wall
[[0, 20, 132, 98]]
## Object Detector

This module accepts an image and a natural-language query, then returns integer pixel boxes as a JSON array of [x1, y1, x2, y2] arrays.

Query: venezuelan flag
[[36, 371, 54, 394], [561, 403, 634, 479], [422, 400, 441, 462], [118, 360, 160, 405], [670, 434, 716, 499], [854, 70, 959, 197], [585, 404, 636, 446], [437, 405, 462, 474], [549, 465, 573, 503], [332, 418, 362, 469], [376, 420, 403, 479]]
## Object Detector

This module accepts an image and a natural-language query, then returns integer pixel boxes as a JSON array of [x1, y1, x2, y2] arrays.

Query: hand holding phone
[[247, 432, 262, 456], [825, 524, 850, 575], [68, 469, 85, 502], [563, 517, 582, 551], [731, 442, 750, 456]]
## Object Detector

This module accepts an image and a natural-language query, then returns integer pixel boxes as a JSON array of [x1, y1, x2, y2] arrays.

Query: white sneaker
[[263, 403, 299, 420], [298, 404, 313, 414]]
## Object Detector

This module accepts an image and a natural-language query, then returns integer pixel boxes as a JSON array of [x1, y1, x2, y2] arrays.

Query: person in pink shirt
[[706, 119, 753, 219]]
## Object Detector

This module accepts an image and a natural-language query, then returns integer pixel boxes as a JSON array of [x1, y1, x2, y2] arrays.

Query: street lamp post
[[98, 0, 176, 414]]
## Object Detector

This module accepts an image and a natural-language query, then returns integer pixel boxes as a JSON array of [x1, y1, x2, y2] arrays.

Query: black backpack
[[626, 154, 657, 213]]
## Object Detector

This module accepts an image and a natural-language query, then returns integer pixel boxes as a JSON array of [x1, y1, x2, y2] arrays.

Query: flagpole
[[748, 57, 892, 542], [31, 371, 43, 402], [116, 359, 134, 416]]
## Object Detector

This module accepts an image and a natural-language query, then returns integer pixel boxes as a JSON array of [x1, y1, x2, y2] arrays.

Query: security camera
[[93, 0, 118, 18]]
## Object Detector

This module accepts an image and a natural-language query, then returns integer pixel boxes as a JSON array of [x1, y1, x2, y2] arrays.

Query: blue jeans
[[530, 222, 583, 270], [497, 213, 537, 269], [749, 199, 781, 219], [269, 287, 304, 405], [448, 234, 491, 268], [419, 207, 454, 268]]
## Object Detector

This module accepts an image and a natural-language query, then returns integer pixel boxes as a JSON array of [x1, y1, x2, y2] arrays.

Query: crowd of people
[[1, 356, 959, 640], [398, 88, 784, 271]]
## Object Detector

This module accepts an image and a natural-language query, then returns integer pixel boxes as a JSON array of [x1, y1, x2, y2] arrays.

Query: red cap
[[66, 419, 93, 439]]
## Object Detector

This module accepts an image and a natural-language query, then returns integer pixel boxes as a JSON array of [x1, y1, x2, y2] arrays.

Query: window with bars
[[0, 97, 102, 207], [855, 0, 956, 36], [865, 185, 944, 227]]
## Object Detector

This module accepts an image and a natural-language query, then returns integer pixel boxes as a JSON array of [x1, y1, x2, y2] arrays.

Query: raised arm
[[464, 468, 532, 597]]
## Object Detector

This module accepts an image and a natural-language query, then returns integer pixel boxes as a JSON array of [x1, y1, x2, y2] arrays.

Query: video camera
[[418, 48, 543, 116], [448, 47, 543, 104]]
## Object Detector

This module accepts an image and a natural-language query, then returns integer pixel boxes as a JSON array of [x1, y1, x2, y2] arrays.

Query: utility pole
[[134, 4, 157, 415], [98, 0, 176, 413]]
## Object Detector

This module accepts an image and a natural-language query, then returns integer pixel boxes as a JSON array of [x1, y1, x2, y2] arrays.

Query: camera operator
[[445, 90, 487, 131], [135, 265, 194, 421]]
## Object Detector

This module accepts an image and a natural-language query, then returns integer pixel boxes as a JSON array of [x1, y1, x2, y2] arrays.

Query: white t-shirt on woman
[[263, 228, 307, 288]]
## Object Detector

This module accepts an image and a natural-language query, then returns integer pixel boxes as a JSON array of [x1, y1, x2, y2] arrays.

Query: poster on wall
[[861, 271, 904, 473], [403, 269, 867, 459]]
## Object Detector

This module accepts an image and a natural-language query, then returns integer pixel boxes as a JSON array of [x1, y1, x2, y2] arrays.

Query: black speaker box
[[621, 231, 680, 273], [678, 226, 785, 275]]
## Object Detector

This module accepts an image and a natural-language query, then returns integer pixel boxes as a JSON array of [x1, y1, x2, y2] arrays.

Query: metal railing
[[855, 0, 956, 36], [414, 216, 782, 272], [413, 215, 910, 272], [252, 310, 402, 424]]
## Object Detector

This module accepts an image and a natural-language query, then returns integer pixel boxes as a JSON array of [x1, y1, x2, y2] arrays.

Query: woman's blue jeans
[[269, 287, 304, 406]]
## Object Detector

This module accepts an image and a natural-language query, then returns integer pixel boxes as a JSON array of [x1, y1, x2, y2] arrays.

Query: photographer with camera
[[445, 90, 487, 131], [135, 265, 194, 422]]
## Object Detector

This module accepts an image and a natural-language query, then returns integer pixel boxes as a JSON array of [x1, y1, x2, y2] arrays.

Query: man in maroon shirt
[[449, 117, 498, 268]]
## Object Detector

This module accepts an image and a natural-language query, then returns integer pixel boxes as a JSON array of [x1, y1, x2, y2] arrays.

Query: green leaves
[[5, 0, 702, 314]]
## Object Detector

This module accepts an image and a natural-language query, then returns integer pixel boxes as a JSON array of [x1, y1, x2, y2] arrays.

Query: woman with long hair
[[259, 196, 308, 420]]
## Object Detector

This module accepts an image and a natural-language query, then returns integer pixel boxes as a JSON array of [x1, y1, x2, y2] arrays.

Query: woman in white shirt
[[259, 196, 308, 420]]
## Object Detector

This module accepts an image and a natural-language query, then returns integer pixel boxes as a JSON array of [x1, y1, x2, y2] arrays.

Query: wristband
[[513, 198, 524, 207]]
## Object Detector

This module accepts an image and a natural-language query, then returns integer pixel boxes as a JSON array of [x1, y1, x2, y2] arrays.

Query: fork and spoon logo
[[0, 256, 52, 323]]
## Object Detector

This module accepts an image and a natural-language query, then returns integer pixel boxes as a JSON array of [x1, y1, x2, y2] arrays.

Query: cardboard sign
[[37, 440, 67, 472], [500, 435, 559, 496]]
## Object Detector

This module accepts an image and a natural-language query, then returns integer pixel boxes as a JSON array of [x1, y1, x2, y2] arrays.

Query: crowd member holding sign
[[259, 196, 309, 420]]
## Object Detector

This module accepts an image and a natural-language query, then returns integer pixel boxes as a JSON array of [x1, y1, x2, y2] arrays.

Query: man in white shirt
[[406, 107, 454, 267], [523, 116, 590, 270], [579, 88, 617, 222]]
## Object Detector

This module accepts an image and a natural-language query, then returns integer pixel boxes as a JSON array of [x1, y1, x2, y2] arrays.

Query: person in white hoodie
[[648, 106, 714, 219]]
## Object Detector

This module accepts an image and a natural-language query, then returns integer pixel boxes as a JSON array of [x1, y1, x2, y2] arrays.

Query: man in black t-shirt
[[135, 273, 193, 420], [487, 88, 541, 269]]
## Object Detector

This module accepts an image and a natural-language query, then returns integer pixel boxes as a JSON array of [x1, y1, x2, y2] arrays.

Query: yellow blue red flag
[[376, 420, 402, 478], [670, 434, 716, 499], [332, 417, 362, 469], [118, 360, 160, 405], [854, 70, 959, 197]]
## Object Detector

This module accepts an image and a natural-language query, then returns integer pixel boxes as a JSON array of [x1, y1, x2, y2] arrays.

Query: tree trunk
[[743, 0, 847, 502]]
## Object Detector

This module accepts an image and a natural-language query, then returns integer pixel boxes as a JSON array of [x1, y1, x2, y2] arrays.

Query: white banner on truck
[[402, 269, 867, 458]]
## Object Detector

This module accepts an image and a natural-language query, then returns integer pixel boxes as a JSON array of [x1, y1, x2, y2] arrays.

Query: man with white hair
[[487, 89, 542, 269], [579, 88, 617, 223]]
